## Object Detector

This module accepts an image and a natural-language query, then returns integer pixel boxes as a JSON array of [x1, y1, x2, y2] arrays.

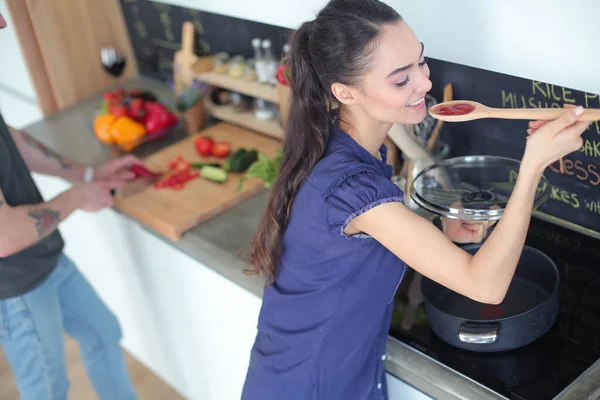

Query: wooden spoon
[[427, 83, 453, 151], [429, 100, 600, 122], [430, 100, 574, 173]]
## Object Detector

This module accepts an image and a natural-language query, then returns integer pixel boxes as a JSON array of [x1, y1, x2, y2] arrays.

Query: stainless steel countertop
[[23, 76, 600, 400]]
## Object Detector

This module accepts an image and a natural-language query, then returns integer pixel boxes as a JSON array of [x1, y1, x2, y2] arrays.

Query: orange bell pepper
[[110, 116, 147, 152], [93, 114, 117, 144]]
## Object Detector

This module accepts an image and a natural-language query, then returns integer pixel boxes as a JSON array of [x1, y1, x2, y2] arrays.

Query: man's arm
[[0, 178, 126, 257], [9, 126, 141, 183], [8, 126, 87, 181], [0, 186, 78, 257]]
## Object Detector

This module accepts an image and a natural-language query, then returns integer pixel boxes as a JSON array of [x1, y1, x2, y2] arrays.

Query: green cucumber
[[224, 149, 247, 172], [231, 149, 258, 172], [190, 162, 221, 169], [200, 165, 228, 183]]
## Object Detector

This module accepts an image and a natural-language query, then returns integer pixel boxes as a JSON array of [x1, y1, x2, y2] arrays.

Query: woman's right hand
[[522, 105, 590, 172]]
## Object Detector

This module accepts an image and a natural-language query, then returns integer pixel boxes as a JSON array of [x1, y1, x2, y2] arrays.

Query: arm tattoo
[[28, 208, 61, 238], [21, 132, 73, 170], [0, 200, 3, 209]]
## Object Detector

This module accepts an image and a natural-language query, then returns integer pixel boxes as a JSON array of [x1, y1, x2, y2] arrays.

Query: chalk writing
[[183, 9, 210, 54], [584, 198, 600, 215], [185, 9, 205, 35], [548, 157, 600, 186], [153, 3, 174, 42], [500, 81, 600, 135], [529, 224, 583, 251], [129, 4, 147, 39], [157, 51, 173, 72], [199, 40, 211, 55], [580, 140, 600, 159], [550, 159, 600, 186], [509, 169, 581, 208], [150, 38, 180, 50], [550, 186, 580, 208], [584, 92, 600, 136]]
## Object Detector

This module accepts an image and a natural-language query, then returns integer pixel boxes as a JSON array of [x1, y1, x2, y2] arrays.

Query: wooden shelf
[[204, 98, 284, 140], [195, 71, 279, 104]]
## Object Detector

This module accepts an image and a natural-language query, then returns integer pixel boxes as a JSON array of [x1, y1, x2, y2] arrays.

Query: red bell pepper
[[108, 103, 128, 118], [144, 102, 178, 134], [128, 98, 146, 122], [276, 64, 291, 86], [130, 164, 160, 179]]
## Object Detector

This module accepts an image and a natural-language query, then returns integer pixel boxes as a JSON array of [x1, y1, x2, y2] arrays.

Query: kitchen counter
[[23, 76, 600, 400]]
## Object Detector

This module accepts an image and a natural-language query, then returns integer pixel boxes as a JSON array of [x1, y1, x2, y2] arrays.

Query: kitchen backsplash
[[119, 0, 600, 237]]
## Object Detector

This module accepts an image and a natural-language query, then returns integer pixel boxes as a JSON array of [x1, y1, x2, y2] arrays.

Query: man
[[0, 10, 139, 400]]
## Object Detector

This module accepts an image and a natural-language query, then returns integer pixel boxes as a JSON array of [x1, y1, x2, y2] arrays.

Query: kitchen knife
[[116, 164, 163, 198]]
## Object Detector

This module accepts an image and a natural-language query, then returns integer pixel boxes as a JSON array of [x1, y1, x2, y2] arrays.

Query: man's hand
[[94, 155, 141, 183], [70, 180, 129, 212]]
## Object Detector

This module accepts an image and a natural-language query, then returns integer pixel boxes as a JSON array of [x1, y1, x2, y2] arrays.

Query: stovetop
[[389, 216, 600, 400]]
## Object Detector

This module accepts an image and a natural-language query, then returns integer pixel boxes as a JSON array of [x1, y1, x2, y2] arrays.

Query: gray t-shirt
[[0, 113, 64, 299]]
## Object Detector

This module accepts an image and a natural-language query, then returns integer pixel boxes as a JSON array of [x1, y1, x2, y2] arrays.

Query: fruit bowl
[[92, 88, 181, 152]]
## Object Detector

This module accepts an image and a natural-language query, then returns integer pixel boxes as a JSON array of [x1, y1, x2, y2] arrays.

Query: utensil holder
[[179, 99, 207, 135]]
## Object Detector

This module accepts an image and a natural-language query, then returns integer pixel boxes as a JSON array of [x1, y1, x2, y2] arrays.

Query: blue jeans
[[0, 254, 137, 400]]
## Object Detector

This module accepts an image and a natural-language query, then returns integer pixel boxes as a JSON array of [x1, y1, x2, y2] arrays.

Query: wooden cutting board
[[23, 0, 138, 110], [114, 123, 281, 240]]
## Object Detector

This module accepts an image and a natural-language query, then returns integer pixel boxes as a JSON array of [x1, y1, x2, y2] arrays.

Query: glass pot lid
[[410, 155, 551, 220]]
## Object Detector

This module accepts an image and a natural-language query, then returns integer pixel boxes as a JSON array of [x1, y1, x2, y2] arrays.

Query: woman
[[242, 0, 589, 399]]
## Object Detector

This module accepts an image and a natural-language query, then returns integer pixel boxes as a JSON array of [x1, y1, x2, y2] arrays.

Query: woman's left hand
[[442, 218, 497, 244]]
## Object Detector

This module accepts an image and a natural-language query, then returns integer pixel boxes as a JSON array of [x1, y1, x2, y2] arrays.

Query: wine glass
[[100, 47, 127, 78]]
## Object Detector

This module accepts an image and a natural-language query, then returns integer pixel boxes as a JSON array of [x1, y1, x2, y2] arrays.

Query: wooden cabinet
[[7, 0, 138, 113]]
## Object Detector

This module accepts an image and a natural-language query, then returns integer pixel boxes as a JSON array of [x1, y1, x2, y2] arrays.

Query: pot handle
[[458, 323, 499, 344]]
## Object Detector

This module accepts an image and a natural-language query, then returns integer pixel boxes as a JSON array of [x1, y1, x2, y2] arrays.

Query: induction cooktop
[[389, 216, 600, 400]]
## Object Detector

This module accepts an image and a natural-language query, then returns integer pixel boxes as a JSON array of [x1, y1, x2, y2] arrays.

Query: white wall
[[157, 0, 600, 96], [3, 0, 598, 128], [0, 3, 43, 129]]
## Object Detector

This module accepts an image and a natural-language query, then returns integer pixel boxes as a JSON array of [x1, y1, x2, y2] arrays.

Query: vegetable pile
[[94, 88, 178, 151], [149, 138, 262, 191], [276, 64, 291, 86], [237, 149, 282, 191], [154, 155, 200, 191]]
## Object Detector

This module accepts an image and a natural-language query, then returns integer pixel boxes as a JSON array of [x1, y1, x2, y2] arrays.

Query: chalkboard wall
[[119, 0, 600, 236], [119, 0, 289, 82], [426, 58, 600, 236]]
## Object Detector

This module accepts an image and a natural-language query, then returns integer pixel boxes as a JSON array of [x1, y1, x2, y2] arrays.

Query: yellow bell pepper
[[110, 116, 147, 152], [93, 114, 117, 144]]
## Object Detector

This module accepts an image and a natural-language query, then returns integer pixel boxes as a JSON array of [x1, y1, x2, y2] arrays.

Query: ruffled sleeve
[[324, 168, 404, 238]]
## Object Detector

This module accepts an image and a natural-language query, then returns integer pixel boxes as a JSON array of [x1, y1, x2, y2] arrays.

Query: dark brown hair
[[248, 0, 402, 284]]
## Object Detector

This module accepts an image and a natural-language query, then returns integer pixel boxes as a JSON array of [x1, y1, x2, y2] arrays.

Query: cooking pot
[[421, 243, 559, 352], [410, 155, 558, 352]]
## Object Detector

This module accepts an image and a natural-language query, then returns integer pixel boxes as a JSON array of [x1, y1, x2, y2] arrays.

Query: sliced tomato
[[195, 136, 215, 157], [154, 180, 168, 189], [212, 141, 231, 158]]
